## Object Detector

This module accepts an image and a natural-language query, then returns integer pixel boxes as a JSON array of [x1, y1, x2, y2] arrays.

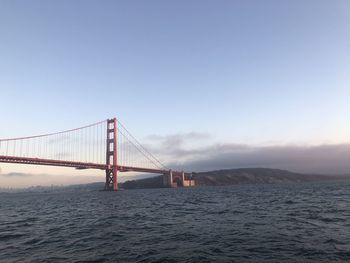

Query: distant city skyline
[[1, 0, 350, 187]]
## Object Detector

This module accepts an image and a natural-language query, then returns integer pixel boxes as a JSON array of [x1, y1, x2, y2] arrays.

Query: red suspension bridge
[[0, 118, 194, 190]]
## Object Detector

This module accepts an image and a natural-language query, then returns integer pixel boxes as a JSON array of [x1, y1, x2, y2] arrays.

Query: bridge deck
[[0, 155, 171, 174]]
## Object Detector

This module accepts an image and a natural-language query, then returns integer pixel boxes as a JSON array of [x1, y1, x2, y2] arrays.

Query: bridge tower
[[105, 118, 118, 191]]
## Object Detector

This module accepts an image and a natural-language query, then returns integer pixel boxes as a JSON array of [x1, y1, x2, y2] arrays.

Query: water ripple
[[0, 181, 350, 262]]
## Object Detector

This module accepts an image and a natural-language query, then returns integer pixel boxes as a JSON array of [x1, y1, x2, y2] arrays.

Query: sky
[[1, 0, 350, 187]]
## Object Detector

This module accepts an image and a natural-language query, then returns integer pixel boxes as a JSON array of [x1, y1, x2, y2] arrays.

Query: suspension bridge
[[0, 118, 194, 190]]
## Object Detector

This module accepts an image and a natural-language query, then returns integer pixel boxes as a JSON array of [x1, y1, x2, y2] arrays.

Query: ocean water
[[1, 181, 350, 263]]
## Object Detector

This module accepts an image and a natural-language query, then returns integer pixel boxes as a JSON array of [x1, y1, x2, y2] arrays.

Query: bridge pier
[[105, 167, 117, 191], [163, 170, 195, 188], [163, 169, 173, 187]]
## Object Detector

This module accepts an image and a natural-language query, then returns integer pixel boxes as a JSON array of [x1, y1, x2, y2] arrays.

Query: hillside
[[120, 168, 350, 189]]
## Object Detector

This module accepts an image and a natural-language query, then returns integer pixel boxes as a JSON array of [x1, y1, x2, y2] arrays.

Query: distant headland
[[120, 168, 350, 190]]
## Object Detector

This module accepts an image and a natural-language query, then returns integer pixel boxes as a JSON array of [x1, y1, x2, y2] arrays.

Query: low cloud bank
[[0, 173, 104, 188], [146, 133, 350, 174], [0, 171, 154, 188], [173, 144, 350, 174], [0, 172, 33, 177]]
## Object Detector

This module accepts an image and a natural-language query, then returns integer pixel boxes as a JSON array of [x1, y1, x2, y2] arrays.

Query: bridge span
[[0, 118, 194, 190]]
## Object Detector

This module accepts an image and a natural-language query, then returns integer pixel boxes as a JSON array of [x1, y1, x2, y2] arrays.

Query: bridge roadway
[[0, 155, 192, 182]]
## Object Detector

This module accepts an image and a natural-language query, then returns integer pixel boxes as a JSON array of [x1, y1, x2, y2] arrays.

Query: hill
[[120, 168, 350, 189]]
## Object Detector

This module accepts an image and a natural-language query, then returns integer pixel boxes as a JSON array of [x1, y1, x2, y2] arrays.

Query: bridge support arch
[[163, 170, 195, 188]]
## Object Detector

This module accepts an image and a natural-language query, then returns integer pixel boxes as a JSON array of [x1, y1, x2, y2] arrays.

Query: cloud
[[146, 132, 210, 140], [167, 143, 350, 174], [144, 132, 212, 157], [0, 172, 34, 177], [146, 132, 211, 146], [145, 133, 350, 174], [0, 172, 105, 188]]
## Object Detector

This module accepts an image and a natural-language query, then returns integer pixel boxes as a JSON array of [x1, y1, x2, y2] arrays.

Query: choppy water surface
[[1, 181, 350, 262]]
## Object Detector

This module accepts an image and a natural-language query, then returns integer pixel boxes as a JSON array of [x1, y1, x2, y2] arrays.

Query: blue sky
[[1, 1, 350, 186]]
